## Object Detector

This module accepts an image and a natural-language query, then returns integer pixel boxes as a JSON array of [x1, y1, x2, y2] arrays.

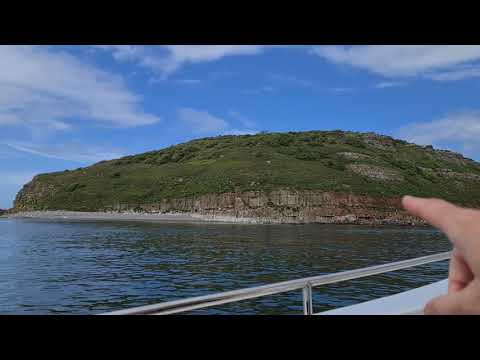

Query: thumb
[[424, 292, 467, 315]]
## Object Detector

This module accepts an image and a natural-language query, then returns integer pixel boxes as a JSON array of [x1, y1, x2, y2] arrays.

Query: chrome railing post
[[302, 282, 313, 315]]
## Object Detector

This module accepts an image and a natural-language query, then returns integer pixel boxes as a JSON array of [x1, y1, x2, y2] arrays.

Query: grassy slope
[[17, 131, 480, 211]]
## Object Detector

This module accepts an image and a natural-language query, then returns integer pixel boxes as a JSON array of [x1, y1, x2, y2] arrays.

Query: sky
[[2, 45, 480, 208]]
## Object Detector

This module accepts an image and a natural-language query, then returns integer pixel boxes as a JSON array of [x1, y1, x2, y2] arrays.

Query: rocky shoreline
[[7, 208, 427, 226], [9, 190, 432, 225], [8, 210, 223, 224]]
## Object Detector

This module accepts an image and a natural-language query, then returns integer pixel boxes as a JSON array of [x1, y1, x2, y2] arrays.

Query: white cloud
[[374, 81, 405, 89], [163, 45, 265, 76], [178, 108, 259, 136], [6, 142, 126, 163], [313, 45, 480, 80], [0, 45, 160, 130], [178, 108, 229, 134], [175, 79, 202, 85], [223, 129, 258, 136], [425, 65, 480, 81], [397, 111, 480, 158], [95, 45, 145, 62], [96, 45, 268, 78], [330, 87, 354, 94], [228, 110, 257, 129]]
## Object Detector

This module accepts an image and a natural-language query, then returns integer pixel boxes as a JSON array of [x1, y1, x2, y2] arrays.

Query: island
[[10, 130, 480, 225]]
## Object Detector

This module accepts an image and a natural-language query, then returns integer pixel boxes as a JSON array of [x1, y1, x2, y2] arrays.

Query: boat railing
[[101, 251, 451, 315]]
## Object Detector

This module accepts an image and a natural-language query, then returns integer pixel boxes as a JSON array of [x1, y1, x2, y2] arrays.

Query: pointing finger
[[402, 196, 480, 256], [402, 196, 461, 236]]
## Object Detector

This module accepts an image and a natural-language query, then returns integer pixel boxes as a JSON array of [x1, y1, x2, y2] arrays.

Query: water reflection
[[0, 218, 450, 314]]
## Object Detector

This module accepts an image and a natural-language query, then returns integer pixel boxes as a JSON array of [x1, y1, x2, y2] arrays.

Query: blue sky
[[2, 45, 480, 208]]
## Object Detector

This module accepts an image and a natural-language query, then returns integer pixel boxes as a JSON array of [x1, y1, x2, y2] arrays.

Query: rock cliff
[[111, 190, 422, 225]]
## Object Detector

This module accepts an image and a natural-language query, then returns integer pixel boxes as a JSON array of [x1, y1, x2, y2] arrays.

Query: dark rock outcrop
[[104, 190, 423, 225]]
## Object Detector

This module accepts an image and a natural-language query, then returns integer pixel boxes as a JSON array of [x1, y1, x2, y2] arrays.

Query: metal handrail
[[101, 251, 451, 315]]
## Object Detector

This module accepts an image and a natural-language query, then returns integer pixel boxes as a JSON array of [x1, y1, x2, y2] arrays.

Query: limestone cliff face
[[108, 190, 421, 225], [6, 175, 437, 225], [12, 175, 422, 225]]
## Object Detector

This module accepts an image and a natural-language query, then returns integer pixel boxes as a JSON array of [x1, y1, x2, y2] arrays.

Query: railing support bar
[[303, 282, 313, 315]]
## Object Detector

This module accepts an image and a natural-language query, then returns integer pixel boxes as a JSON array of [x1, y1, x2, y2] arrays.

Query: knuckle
[[424, 300, 440, 315]]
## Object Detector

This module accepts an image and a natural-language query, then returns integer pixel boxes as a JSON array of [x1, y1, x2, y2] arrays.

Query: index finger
[[402, 196, 461, 237], [402, 196, 480, 273]]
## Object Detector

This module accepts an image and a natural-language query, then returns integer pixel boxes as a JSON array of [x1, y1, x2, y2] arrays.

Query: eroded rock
[[436, 169, 480, 182], [337, 152, 372, 161], [347, 164, 403, 181]]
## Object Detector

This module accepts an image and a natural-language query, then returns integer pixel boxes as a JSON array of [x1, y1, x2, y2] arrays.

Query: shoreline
[[8, 210, 245, 225], [6, 210, 428, 227]]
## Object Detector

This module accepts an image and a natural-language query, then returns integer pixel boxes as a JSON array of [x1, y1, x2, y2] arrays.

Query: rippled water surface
[[0, 218, 451, 314]]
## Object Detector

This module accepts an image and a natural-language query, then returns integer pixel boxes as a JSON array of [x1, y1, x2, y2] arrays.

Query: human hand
[[402, 195, 480, 315]]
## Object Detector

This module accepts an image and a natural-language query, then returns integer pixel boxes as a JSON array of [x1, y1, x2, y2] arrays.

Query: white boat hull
[[317, 279, 448, 315]]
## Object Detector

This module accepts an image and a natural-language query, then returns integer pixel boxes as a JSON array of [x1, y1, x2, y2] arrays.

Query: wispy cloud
[[425, 65, 480, 81], [313, 45, 480, 80], [163, 46, 267, 77], [397, 110, 480, 159], [0, 46, 160, 131], [374, 81, 405, 89], [178, 108, 259, 136], [330, 87, 354, 94], [6, 142, 126, 163], [178, 108, 229, 134], [96, 45, 270, 79], [242, 86, 276, 95], [269, 74, 312, 87], [228, 110, 258, 129], [223, 129, 258, 136]]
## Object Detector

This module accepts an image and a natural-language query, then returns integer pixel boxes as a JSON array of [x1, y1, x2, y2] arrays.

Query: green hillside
[[13, 130, 480, 211]]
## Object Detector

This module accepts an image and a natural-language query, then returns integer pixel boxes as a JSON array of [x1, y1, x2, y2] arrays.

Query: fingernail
[[403, 195, 420, 203], [402, 195, 412, 203]]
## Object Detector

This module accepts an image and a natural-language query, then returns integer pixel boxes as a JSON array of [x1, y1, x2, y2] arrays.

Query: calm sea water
[[0, 218, 451, 315]]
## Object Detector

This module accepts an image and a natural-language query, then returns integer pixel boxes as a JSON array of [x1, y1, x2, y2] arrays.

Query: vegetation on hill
[[13, 130, 480, 212]]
